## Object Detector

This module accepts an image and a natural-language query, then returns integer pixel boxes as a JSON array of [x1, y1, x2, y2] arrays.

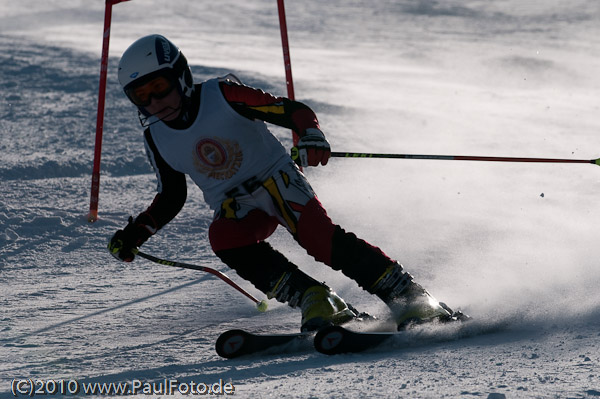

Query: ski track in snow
[[1, 1, 600, 398]]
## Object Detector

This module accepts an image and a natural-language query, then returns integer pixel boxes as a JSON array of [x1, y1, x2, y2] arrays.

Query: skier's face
[[127, 75, 182, 121], [143, 87, 182, 121]]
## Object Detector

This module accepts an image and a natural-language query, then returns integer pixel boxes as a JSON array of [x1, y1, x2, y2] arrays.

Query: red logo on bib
[[193, 137, 243, 180], [196, 139, 227, 167]]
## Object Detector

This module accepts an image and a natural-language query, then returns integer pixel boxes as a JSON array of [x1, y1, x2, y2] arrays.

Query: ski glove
[[295, 128, 331, 167], [108, 214, 157, 262]]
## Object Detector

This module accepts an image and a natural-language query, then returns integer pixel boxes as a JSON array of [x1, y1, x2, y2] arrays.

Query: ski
[[215, 329, 312, 359], [215, 309, 379, 358], [314, 310, 474, 355], [314, 325, 399, 355]]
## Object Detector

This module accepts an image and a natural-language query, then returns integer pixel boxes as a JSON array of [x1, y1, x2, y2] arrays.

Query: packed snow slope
[[1, 1, 599, 398]]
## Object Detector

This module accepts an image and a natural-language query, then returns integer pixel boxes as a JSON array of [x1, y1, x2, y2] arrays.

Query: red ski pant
[[209, 163, 336, 266], [208, 163, 394, 295]]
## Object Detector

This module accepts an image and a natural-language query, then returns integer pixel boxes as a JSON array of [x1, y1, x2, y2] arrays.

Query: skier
[[108, 34, 457, 332]]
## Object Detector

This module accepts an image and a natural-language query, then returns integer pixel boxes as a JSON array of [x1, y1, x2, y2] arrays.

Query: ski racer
[[108, 34, 458, 332]]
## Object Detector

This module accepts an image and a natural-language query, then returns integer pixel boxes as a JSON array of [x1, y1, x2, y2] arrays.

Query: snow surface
[[1, 0, 600, 398]]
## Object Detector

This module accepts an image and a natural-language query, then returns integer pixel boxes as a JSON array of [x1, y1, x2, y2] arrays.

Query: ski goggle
[[125, 76, 176, 107]]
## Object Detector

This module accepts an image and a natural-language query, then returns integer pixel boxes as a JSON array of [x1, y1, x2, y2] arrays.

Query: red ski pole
[[133, 249, 268, 312], [329, 151, 600, 165]]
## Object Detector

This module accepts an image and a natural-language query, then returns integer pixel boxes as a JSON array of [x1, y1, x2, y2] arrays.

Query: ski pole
[[133, 249, 268, 312], [328, 151, 600, 166]]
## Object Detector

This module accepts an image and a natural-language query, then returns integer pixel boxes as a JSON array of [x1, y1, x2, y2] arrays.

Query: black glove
[[108, 214, 157, 262]]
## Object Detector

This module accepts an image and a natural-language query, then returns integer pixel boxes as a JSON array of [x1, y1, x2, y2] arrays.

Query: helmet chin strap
[[138, 98, 183, 127]]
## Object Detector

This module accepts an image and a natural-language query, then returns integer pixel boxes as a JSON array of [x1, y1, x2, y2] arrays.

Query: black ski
[[313, 325, 399, 355], [215, 329, 312, 358], [215, 309, 379, 358], [314, 311, 478, 355]]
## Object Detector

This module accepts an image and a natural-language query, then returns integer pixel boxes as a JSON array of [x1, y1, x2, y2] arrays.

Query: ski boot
[[371, 263, 462, 330], [266, 270, 357, 332], [299, 285, 357, 332]]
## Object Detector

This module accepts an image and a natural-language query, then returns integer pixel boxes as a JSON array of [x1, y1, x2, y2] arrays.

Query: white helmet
[[118, 34, 194, 110]]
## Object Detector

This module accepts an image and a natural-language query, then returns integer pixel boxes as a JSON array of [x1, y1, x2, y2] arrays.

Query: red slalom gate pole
[[88, 0, 131, 223], [276, 0, 299, 147]]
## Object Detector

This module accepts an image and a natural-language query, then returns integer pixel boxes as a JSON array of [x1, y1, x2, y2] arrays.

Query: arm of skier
[[219, 80, 330, 166], [108, 129, 187, 261], [140, 128, 188, 227]]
